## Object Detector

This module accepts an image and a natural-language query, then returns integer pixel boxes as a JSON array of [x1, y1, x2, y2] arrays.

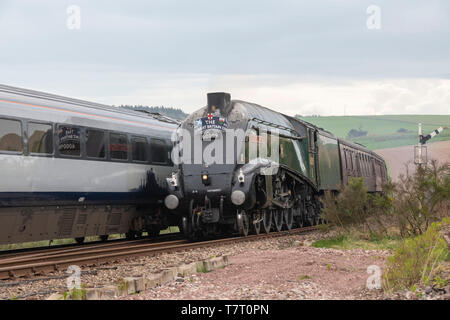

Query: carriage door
[[308, 128, 318, 185]]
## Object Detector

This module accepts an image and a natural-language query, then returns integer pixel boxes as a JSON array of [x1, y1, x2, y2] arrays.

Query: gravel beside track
[[0, 227, 316, 280], [3, 228, 447, 300], [0, 227, 318, 299]]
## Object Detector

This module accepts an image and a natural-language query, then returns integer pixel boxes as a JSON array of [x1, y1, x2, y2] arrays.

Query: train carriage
[[337, 139, 387, 192], [0, 85, 178, 245]]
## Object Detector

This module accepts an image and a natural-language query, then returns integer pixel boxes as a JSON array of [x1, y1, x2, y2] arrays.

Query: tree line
[[119, 105, 188, 121]]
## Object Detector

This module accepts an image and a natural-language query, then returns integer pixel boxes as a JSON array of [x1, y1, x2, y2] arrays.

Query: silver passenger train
[[0, 85, 178, 245]]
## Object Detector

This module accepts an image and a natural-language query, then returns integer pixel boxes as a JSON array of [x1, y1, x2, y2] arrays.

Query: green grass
[[312, 235, 401, 250], [383, 219, 450, 291], [159, 226, 180, 234], [298, 115, 450, 150], [196, 263, 209, 273]]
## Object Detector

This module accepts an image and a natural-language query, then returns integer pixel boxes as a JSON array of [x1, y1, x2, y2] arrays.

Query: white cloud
[[0, 1, 449, 116], [206, 75, 450, 116], [2, 64, 449, 116]]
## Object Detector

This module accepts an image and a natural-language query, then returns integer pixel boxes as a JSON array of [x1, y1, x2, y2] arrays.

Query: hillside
[[374, 140, 450, 181], [296, 115, 450, 150]]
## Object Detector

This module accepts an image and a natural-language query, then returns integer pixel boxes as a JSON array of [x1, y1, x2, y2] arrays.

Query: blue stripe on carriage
[[0, 192, 164, 207]]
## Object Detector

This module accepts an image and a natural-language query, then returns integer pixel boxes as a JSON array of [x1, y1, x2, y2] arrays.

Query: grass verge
[[312, 235, 401, 250], [383, 218, 449, 292]]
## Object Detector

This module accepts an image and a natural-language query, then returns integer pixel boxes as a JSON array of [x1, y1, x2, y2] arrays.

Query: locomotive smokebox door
[[207, 92, 231, 115]]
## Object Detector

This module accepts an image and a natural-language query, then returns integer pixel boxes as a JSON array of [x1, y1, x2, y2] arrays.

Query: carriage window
[[344, 149, 349, 169], [58, 125, 80, 156], [364, 156, 368, 176], [350, 151, 355, 171], [361, 154, 366, 176], [357, 153, 361, 174], [132, 136, 148, 162], [110, 133, 128, 160], [151, 138, 167, 164], [86, 129, 105, 159], [358, 153, 363, 175], [28, 122, 53, 154], [308, 129, 314, 151], [346, 150, 353, 170], [0, 118, 22, 152], [366, 157, 370, 175]]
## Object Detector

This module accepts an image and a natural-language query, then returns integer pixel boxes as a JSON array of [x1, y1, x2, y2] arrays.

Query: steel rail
[[0, 233, 183, 259], [0, 226, 318, 280]]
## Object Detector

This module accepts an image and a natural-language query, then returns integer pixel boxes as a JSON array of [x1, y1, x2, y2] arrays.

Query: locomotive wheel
[[182, 216, 190, 238], [283, 208, 294, 230], [237, 210, 249, 236], [126, 231, 141, 239], [273, 209, 283, 232], [261, 209, 272, 234], [100, 235, 109, 242], [252, 214, 261, 235], [192, 213, 201, 231], [75, 237, 85, 244], [147, 225, 160, 238], [306, 206, 315, 226], [190, 200, 202, 232], [294, 211, 304, 228]]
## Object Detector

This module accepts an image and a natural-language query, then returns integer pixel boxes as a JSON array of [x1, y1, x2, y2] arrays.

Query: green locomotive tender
[[165, 93, 388, 239]]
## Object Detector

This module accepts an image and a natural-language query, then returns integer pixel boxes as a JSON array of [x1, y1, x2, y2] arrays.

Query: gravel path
[[0, 231, 325, 300], [2, 230, 447, 300], [122, 244, 389, 300]]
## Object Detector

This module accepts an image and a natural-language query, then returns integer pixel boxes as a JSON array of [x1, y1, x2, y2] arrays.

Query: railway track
[[0, 226, 318, 280], [0, 232, 183, 260]]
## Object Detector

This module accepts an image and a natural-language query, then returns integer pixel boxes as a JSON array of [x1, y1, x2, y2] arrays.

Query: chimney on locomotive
[[207, 92, 231, 115]]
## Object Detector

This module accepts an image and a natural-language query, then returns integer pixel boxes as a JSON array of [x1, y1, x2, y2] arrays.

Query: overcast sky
[[0, 0, 449, 115]]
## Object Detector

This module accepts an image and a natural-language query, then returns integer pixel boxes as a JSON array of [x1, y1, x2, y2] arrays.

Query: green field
[[297, 115, 450, 150]]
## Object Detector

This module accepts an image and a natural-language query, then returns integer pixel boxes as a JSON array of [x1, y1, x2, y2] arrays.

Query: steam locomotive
[[165, 93, 388, 239]]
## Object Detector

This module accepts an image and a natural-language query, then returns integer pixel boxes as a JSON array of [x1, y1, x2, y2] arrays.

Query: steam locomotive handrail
[[251, 125, 306, 141], [251, 117, 301, 137]]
